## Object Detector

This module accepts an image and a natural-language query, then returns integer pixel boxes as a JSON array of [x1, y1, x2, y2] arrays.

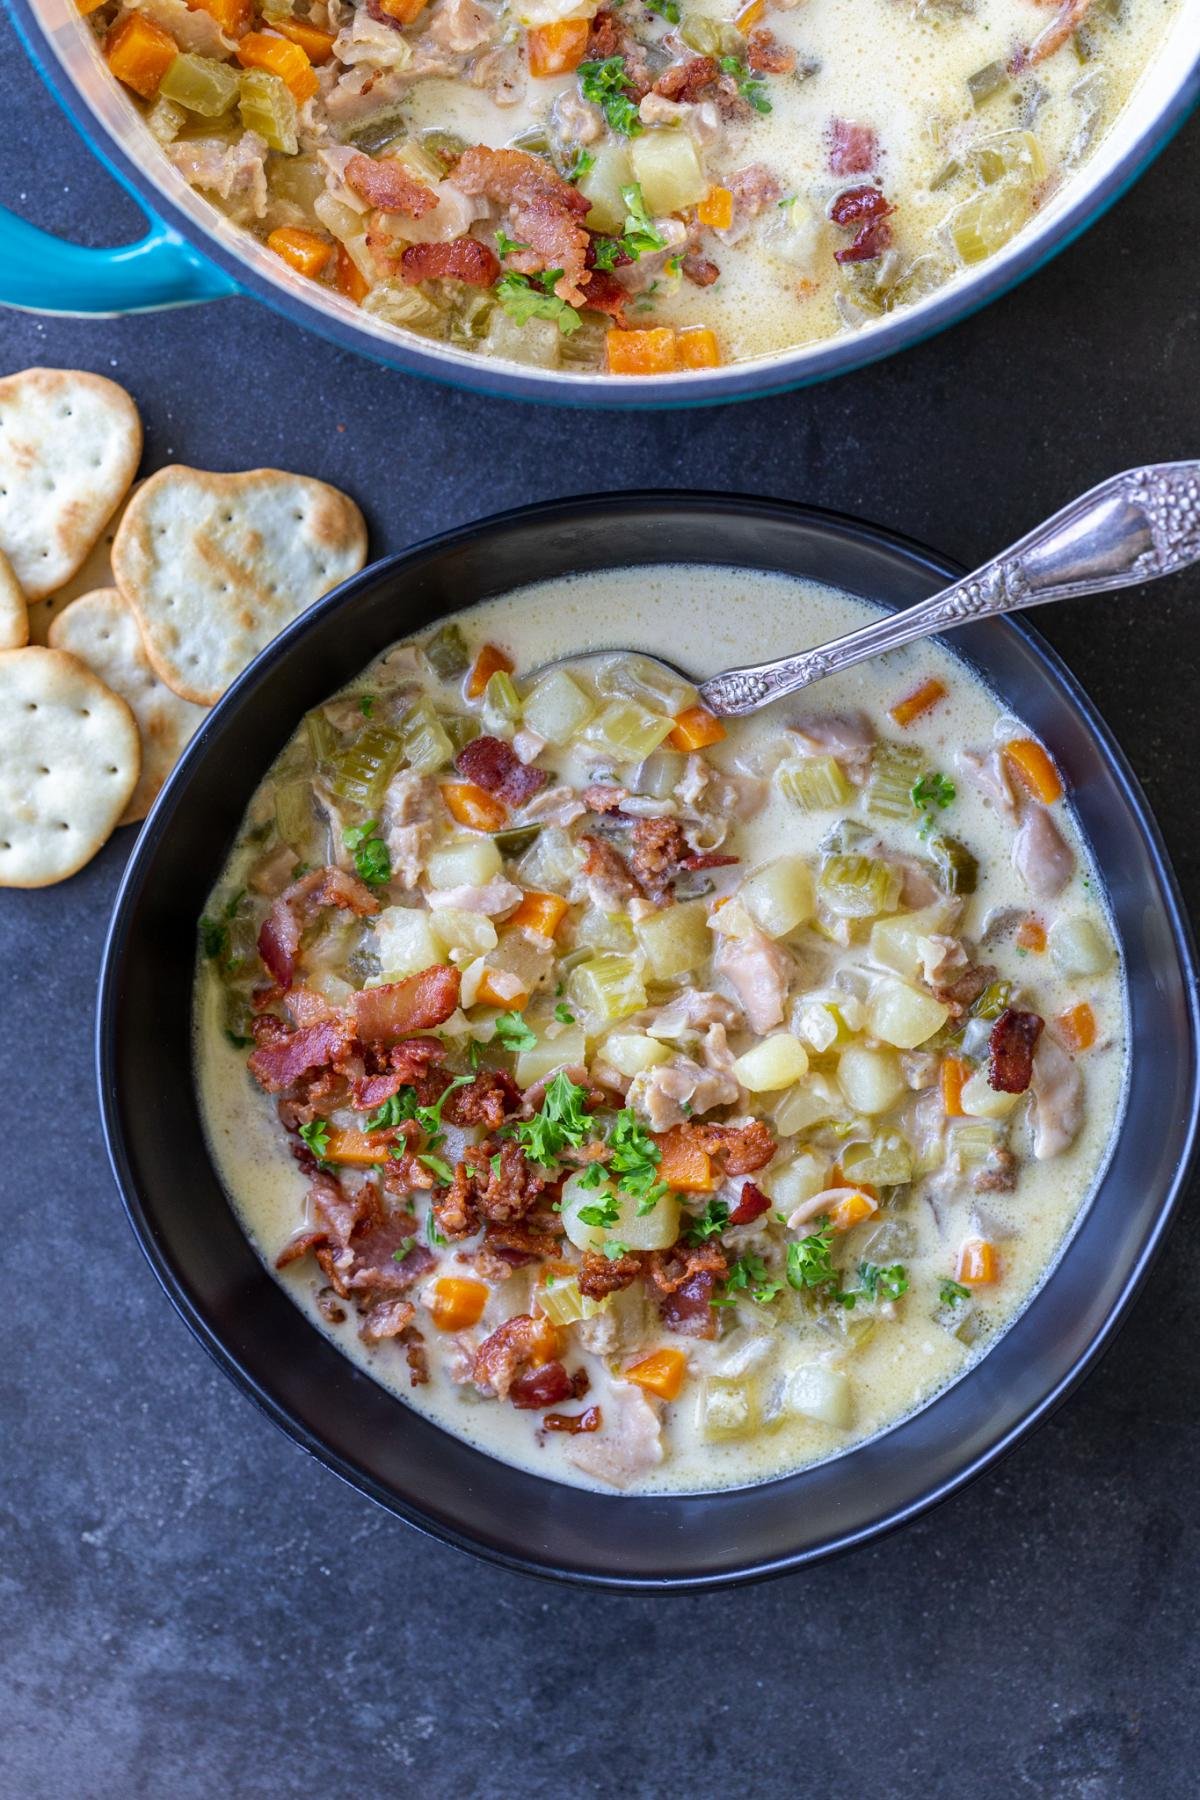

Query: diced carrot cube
[[476, 967, 529, 1010], [889, 677, 947, 729], [508, 890, 570, 938], [372, 0, 429, 21], [956, 1238, 999, 1285], [940, 1056, 969, 1117], [236, 31, 318, 102], [528, 1316, 562, 1365], [1016, 917, 1047, 953], [625, 1346, 689, 1402], [696, 186, 734, 231], [271, 14, 338, 61], [527, 18, 590, 76], [440, 780, 508, 833], [828, 1191, 878, 1233], [1057, 1001, 1096, 1052], [188, 0, 254, 34], [606, 327, 677, 376], [76, 0, 109, 15], [467, 642, 514, 700], [430, 1277, 489, 1331], [105, 12, 177, 97], [322, 1127, 389, 1167], [655, 1126, 715, 1193], [828, 1163, 878, 1200], [667, 704, 726, 751], [335, 241, 370, 305], [676, 327, 721, 370], [1003, 737, 1064, 805], [734, 0, 766, 30], [267, 227, 333, 280]]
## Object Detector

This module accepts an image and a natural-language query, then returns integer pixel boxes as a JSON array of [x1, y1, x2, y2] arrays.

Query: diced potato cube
[[427, 837, 503, 889], [370, 906, 443, 982], [868, 905, 956, 981], [697, 1376, 759, 1441], [630, 130, 708, 214], [785, 1363, 852, 1428], [579, 140, 634, 234], [838, 1044, 905, 1114], [514, 1022, 587, 1088], [731, 1033, 809, 1092], [430, 907, 497, 956], [960, 1069, 1022, 1119], [576, 905, 636, 953], [741, 855, 815, 939], [759, 1150, 825, 1213], [772, 1076, 839, 1137], [520, 668, 596, 745], [559, 1171, 681, 1252], [1048, 914, 1113, 977], [634, 898, 711, 979], [707, 894, 756, 939], [866, 978, 951, 1050], [602, 1032, 673, 1077]]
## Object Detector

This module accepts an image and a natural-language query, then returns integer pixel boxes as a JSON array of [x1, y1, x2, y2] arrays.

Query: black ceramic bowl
[[98, 496, 1199, 1591]]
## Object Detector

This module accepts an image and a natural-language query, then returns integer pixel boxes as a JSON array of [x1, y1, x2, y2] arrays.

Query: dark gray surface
[[1, 13, 1198, 1796]]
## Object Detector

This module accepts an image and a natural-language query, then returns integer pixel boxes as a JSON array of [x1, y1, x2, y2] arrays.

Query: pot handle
[[0, 197, 239, 316]]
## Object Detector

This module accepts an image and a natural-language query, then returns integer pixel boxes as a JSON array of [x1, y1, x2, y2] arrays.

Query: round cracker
[[0, 368, 142, 601], [48, 587, 208, 825], [112, 465, 367, 704], [28, 479, 143, 646], [0, 546, 28, 650], [0, 647, 140, 888]]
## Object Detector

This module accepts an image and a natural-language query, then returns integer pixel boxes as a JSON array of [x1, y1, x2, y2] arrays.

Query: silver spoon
[[547, 464, 1200, 716]]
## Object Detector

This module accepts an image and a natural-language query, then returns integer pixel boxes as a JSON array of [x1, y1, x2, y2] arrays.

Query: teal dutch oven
[[6, 0, 1200, 407]]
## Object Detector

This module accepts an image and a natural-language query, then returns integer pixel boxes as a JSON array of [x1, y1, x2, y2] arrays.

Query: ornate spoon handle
[[699, 463, 1200, 717]]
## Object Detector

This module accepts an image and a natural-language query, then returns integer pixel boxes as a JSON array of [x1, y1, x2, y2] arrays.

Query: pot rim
[[95, 492, 1200, 1589], [16, 0, 1200, 408]]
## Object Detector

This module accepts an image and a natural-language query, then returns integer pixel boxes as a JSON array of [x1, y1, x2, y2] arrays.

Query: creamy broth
[[90, 0, 1180, 375], [195, 567, 1124, 1493]]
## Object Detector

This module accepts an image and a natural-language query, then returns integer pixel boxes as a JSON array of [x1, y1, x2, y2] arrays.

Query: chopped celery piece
[[950, 181, 1031, 264], [968, 60, 1010, 107], [326, 725, 405, 807], [482, 670, 522, 732], [275, 779, 314, 848], [818, 855, 902, 920], [400, 699, 454, 776], [594, 654, 696, 718], [361, 281, 443, 334], [441, 714, 480, 754], [929, 157, 963, 191], [146, 95, 186, 143], [972, 130, 1046, 187], [576, 905, 636, 953], [866, 741, 923, 819], [840, 1135, 913, 1188], [537, 1276, 609, 1328], [951, 1120, 1006, 1166], [971, 978, 1013, 1021], [304, 708, 338, 768], [935, 1293, 982, 1343], [492, 825, 541, 858], [521, 669, 595, 746], [776, 755, 853, 813], [161, 53, 240, 117], [392, 138, 445, 185], [634, 748, 686, 800], [422, 127, 469, 171], [819, 817, 872, 856], [223, 987, 256, 1043], [238, 69, 298, 155], [425, 621, 469, 679], [680, 15, 740, 55], [927, 832, 978, 895], [635, 899, 711, 980], [341, 109, 408, 155], [269, 153, 326, 212], [566, 952, 647, 1030], [860, 1217, 917, 1262], [582, 699, 674, 765]]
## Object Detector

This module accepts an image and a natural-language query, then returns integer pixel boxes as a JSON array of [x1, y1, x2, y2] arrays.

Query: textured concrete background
[[1, 12, 1197, 1796]]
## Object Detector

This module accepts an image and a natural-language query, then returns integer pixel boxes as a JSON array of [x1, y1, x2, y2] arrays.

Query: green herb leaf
[[358, 694, 375, 717], [686, 1198, 730, 1244], [391, 1237, 416, 1262], [578, 1195, 621, 1229], [516, 1070, 593, 1166], [620, 182, 666, 257], [494, 1011, 538, 1052], [495, 228, 531, 259], [940, 1277, 971, 1306], [591, 236, 623, 272], [565, 146, 595, 181], [644, 0, 679, 19], [603, 1239, 632, 1260], [419, 1152, 455, 1185], [495, 271, 582, 336], [721, 1252, 782, 1306], [911, 771, 956, 838], [786, 1219, 837, 1290], [344, 819, 391, 887], [718, 54, 772, 113], [858, 1261, 910, 1304], [554, 1002, 576, 1025], [298, 1118, 331, 1160], [199, 917, 227, 960], [426, 1211, 447, 1249], [578, 56, 643, 136]]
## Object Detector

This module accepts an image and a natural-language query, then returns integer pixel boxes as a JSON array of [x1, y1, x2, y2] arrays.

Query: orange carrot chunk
[[625, 1347, 689, 1401], [667, 705, 726, 751], [956, 1238, 999, 1286], [76, 0, 109, 15], [440, 781, 508, 833], [267, 227, 333, 280], [322, 1127, 390, 1168], [1003, 737, 1064, 805], [188, 0, 254, 33], [467, 642, 514, 700], [606, 328, 678, 376], [105, 12, 177, 97], [940, 1055, 969, 1118], [828, 1191, 878, 1233], [735, 0, 766, 30], [507, 890, 570, 938], [676, 328, 721, 370], [271, 14, 338, 60], [655, 1126, 715, 1193], [1057, 1001, 1096, 1052], [335, 242, 370, 305], [430, 1277, 489, 1331], [1016, 918, 1047, 953], [527, 18, 590, 76], [372, 0, 429, 21], [475, 967, 530, 1010], [696, 186, 734, 231], [890, 677, 947, 728], [236, 31, 319, 102]]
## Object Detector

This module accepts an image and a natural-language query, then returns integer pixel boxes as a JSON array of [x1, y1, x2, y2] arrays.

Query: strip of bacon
[[1012, 0, 1094, 70], [455, 734, 548, 805], [544, 1405, 602, 1434], [352, 964, 461, 1046], [400, 238, 500, 287], [258, 865, 379, 989], [346, 152, 439, 217], [451, 146, 591, 306], [728, 1180, 771, 1226], [510, 1361, 575, 1409], [988, 1007, 1045, 1094], [248, 1017, 353, 1094]]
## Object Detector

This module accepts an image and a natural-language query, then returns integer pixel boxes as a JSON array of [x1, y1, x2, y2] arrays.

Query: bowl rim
[[16, 0, 1200, 408], [96, 492, 1200, 1589]]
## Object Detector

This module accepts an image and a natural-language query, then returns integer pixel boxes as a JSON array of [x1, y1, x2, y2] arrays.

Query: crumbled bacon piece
[[682, 253, 720, 288], [829, 185, 892, 228], [577, 1249, 643, 1299], [746, 26, 794, 74], [472, 1313, 556, 1399], [346, 152, 439, 218], [727, 163, 784, 218], [580, 832, 639, 901], [510, 1360, 575, 1409], [352, 964, 461, 1046], [247, 1016, 353, 1095], [483, 1218, 563, 1263], [648, 1243, 729, 1340], [405, 1331, 430, 1387], [581, 783, 628, 814], [931, 962, 996, 1020], [258, 865, 380, 989], [834, 219, 893, 264], [452, 146, 591, 305], [359, 1296, 416, 1345], [433, 1161, 480, 1240], [728, 1180, 771, 1226], [827, 119, 878, 177], [973, 1147, 1019, 1193], [581, 269, 630, 328], [471, 1139, 548, 1224], [988, 1007, 1045, 1094], [455, 733, 548, 805], [690, 1118, 776, 1175], [400, 237, 500, 286], [544, 1405, 602, 1434], [444, 1068, 523, 1130], [653, 54, 719, 103], [629, 816, 688, 903], [585, 8, 624, 58], [679, 851, 739, 871]]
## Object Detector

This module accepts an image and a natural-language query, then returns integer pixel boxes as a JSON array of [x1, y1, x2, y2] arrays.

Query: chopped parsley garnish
[[719, 54, 772, 113], [495, 270, 582, 336], [494, 1011, 537, 1052], [358, 694, 375, 717], [620, 182, 665, 257], [368, 1073, 472, 1144], [419, 1152, 455, 1185], [686, 1198, 731, 1244], [516, 1070, 593, 1166], [911, 771, 956, 837], [554, 1002, 576, 1025], [940, 1277, 971, 1306], [344, 819, 391, 887], [644, 0, 679, 18], [786, 1219, 837, 1290], [495, 228, 530, 259], [591, 237, 623, 272], [225, 1029, 252, 1050], [606, 1109, 665, 1210], [716, 1253, 782, 1307], [391, 1237, 416, 1263], [298, 1118, 331, 1161], [856, 1261, 910, 1304], [577, 1194, 621, 1229], [199, 917, 227, 960], [468, 1039, 483, 1069], [579, 57, 644, 136], [603, 1239, 632, 1260], [565, 147, 595, 182], [426, 1212, 447, 1249], [489, 1151, 503, 1178]]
